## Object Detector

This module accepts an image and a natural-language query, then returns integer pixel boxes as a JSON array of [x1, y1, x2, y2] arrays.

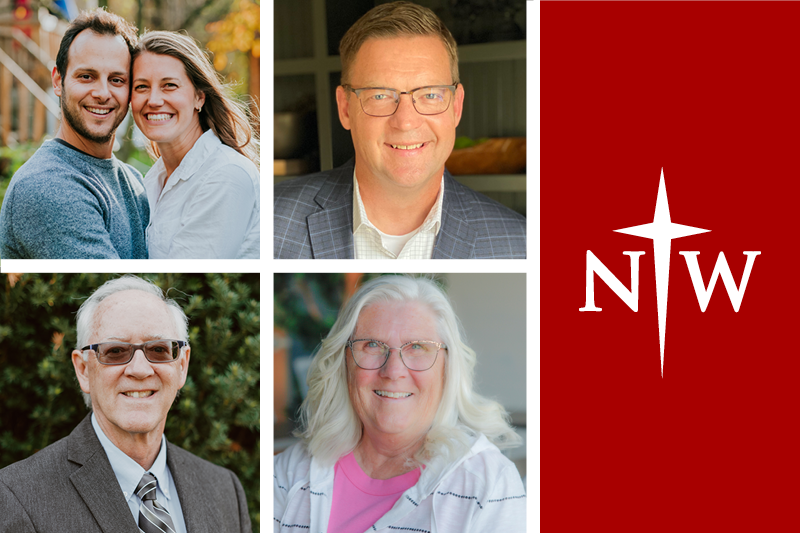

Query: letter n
[[579, 251, 645, 312], [679, 251, 761, 312]]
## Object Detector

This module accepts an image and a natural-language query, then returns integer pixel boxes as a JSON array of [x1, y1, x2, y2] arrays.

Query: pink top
[[327, 452, 421, 533]]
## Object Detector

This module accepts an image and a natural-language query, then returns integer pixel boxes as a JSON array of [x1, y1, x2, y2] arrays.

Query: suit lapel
[[67, 416, 140, 533], [308, 161, 355, 259], [168, 443, 222, 533], [433, 171, 476, 258]]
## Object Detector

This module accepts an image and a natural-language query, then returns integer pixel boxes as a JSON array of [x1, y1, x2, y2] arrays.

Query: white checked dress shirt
[[353, 173, 444, 259], [91, 413, 187, 533]]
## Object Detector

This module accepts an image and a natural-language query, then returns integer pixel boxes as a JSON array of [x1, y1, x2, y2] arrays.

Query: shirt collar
[[90, 412, 172, 503], [150, 129, 221, 200], [352, 171, 444, 235]]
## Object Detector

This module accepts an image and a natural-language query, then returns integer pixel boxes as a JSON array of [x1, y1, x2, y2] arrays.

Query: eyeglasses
[[346, 339, 446, 371], [343, 84, 458, 117], [81, 340, 188, 366]]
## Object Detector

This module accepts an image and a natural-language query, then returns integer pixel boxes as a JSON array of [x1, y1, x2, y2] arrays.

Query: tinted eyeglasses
[[81, 339, 188, 365]]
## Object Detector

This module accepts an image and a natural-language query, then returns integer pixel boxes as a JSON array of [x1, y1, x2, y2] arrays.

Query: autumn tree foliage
[[206, 0, 260, 71]]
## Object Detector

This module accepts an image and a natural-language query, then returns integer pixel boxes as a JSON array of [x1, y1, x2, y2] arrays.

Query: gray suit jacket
[[274, 159, 526, 258], [0, 415, 251, 533]]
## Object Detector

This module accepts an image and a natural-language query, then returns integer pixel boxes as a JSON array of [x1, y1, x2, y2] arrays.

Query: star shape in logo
[[614, 169, 709, 376]]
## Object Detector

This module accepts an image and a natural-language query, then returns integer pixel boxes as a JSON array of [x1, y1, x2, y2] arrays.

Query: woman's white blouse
[[144, 129, 260, 258]]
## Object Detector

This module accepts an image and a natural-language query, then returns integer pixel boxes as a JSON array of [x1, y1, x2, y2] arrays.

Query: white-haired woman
[[274, 276, 525, 532]]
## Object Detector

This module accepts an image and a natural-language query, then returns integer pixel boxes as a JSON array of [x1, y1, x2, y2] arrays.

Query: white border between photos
[[0, 259, 264, 273], [529, 3, 541, 531]]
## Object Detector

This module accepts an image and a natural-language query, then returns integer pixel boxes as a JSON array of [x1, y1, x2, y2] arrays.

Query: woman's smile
[[374, 390, 413, 399]]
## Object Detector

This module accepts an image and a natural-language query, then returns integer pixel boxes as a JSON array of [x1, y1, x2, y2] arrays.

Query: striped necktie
[[136, 472, 177, 533]]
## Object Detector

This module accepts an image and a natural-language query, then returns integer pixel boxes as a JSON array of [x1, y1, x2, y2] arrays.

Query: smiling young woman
[[130, 31, 260, 259]]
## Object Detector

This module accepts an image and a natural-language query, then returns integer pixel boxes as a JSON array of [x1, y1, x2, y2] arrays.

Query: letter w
[[579, 251, 645, 312], [678, 251, 761, 312]]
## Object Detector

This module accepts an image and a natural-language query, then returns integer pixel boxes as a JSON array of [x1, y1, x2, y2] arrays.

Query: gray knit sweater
[[0, 140, 149, 259]]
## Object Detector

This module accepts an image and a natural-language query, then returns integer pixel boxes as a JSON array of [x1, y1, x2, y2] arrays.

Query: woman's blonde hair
[[134, 31, 259, 165], [296, 275, 521, 468]]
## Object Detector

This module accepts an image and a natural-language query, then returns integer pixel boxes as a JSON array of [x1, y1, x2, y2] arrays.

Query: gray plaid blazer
[[274, 159, 526, 258], [0, 415, 250, 533]]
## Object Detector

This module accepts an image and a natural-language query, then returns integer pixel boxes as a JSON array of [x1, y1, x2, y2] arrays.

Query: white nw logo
[[580, 169, 760, 377]]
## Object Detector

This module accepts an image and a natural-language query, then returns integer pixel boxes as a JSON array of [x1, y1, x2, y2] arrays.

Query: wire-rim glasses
[[81, 339, 189, 365], [343, 84, 458, 117], [347, 338, 447, 371]]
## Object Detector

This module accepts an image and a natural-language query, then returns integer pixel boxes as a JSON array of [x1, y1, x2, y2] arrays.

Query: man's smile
[[86, 106, 112, 116], [122, 390, 155, 398], [390, 143, 425, 150]]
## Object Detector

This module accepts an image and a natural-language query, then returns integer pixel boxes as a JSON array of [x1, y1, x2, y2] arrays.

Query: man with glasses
[[274, 1, 526, 259], [0, 276, 250, 532]]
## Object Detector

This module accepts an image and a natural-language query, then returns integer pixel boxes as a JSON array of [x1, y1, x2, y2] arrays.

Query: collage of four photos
[[0, 1, 533, 532]]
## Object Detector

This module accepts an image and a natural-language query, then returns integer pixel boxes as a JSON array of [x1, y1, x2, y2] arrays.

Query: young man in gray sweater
[[0, 9, 149, 259]]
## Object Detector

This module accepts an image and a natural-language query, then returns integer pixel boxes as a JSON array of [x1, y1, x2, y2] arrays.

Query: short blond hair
[[339, 1, 459, 86]]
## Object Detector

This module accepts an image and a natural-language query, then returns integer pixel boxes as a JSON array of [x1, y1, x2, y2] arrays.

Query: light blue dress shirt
[[91, 413, 188, 533]]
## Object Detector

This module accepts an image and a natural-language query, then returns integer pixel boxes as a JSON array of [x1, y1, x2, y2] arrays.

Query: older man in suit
[[274, 1, 526, 259], [0, 276, 250, 532]]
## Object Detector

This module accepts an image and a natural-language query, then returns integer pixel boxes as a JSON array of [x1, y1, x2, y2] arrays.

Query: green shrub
[[0, 142, 42, 206]]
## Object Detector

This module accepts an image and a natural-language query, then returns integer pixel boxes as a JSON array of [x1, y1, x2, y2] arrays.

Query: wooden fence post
[[0, 63, 11, 146]]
